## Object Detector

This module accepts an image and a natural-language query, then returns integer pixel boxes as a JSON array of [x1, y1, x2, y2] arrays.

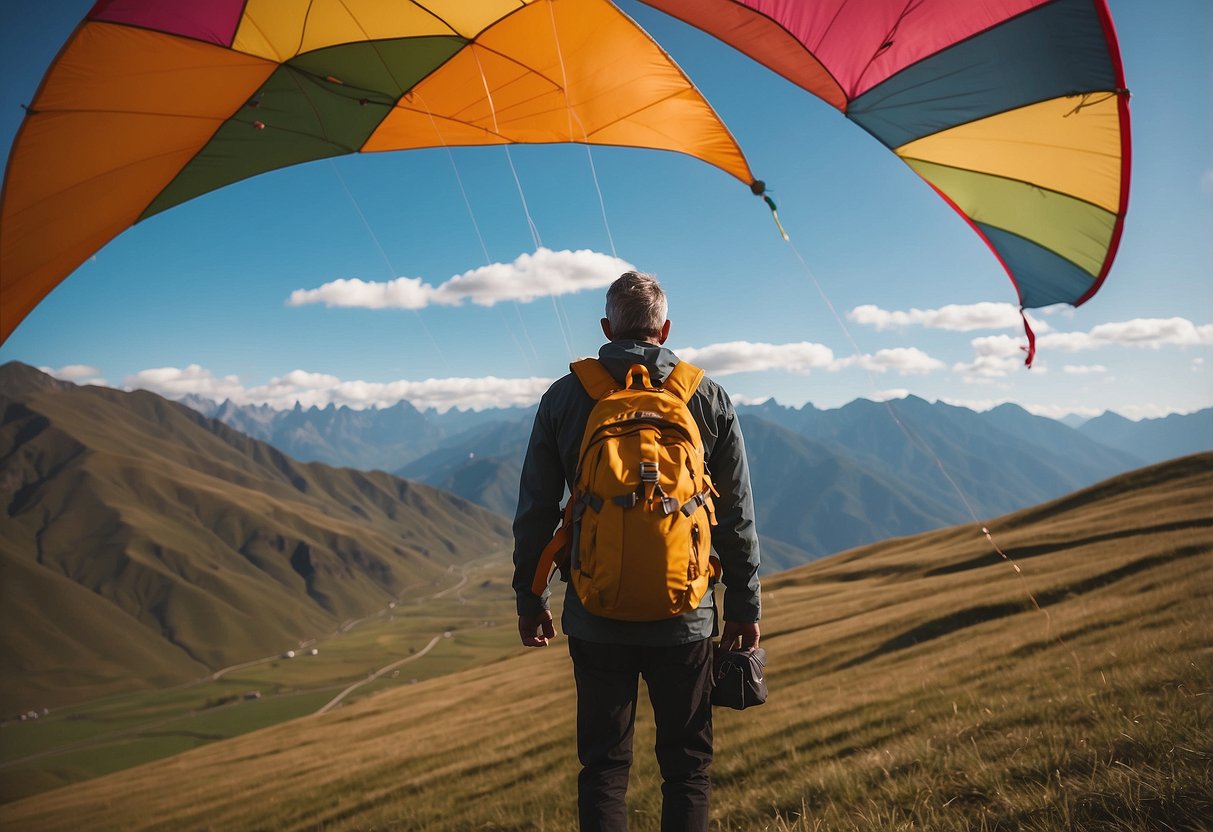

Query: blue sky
[[2, 1, 1210, 420]]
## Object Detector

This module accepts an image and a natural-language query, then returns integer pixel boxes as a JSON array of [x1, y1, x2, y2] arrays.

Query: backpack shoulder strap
[[570, 358, 619, 401], [662, 360, 704, 404]]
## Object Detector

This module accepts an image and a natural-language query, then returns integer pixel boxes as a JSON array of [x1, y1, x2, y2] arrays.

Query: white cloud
[[674, 341, 942, 378], [952, 334, 1027, 380], [41, 364, 106, 385], [872, 388, 910, 402], [1039, 317, 1213, 351], [951, 358, 1022, 382], [940, 397, 1105, 421], [847, 302, 1051, 333], [287, 248, 633, 310], [1036, 305, 1076, 319], [125, 365, 553, 412], [940, 397, 1004, 412], [1116, 402, 1201, 420], [952, 316, 1213, 380], [288, 276, 437, 310], [1022, 403, 1105, 420], [1062, 364, 1108, 375], [728, 394, 774, 406], [1194, 357, 1206, 372], [676, 341, 835, 376], [834, 347, 944, 375], [126, 365, 246, 402]]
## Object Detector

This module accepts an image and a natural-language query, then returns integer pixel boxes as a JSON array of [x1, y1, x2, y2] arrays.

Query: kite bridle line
[[307, 2, 549, 371], [777, 228, 1085, 676], [325, 158, 453, 375], [468, 37, 579, 363], [546, 0, 620, 261], [315, 12, 532, 366], [405, 87, 544, 371]]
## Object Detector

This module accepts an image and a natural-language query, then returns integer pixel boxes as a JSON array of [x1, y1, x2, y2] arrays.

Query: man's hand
[[719, 620, 760, 652], [518, 610, 556, 647]]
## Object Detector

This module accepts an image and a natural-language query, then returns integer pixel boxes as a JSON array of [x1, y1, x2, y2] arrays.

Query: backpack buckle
[[640, 461, 659, 483]]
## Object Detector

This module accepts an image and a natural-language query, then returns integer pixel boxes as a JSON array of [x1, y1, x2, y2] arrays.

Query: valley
[[0, 551, 523, 803]]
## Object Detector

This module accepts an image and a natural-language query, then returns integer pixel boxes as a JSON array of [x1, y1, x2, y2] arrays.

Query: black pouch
[[710, 647, 767, 710]]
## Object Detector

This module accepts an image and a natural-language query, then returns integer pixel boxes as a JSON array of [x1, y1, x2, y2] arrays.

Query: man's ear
[[657, 319, 671, 344], [601, 318, 613, 340]]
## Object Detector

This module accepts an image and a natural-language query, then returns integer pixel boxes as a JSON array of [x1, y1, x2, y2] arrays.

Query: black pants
[[568, 635, 714, 832]]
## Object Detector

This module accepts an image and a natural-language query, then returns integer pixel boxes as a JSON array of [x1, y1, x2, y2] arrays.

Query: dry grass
[[1, 454, 1210, 831]]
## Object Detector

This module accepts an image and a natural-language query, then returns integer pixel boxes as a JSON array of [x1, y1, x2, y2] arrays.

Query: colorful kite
[[643, 0, 1131, 363], [0, 0, 758, 343], [2, 0, 1130, 364]]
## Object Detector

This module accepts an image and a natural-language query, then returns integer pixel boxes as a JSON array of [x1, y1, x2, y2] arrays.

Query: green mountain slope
[[0, 363, 511, 712], [740, 414, 959, 566], [1079, 407, 1212, 464], [396, 419, 530, 516], [3, 453, 1207, 831]]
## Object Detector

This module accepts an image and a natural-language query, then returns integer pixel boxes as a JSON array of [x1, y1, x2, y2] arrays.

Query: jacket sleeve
[[703, 385, 762, 623], [511, 392, 567, 616]]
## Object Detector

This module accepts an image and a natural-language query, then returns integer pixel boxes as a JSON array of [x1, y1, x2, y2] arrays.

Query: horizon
[[8, 358, 1203, 424], [1, 1, 1209, 423]]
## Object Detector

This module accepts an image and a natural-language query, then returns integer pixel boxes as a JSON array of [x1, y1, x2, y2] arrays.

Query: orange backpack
[[532, 358, 717, 621]]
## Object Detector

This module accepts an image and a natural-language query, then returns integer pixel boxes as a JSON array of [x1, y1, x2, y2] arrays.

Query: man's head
[[602, 271, 671, 344]]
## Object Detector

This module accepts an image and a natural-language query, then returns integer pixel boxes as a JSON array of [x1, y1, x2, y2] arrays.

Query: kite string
[[408, 89, 543, 369], [545, 0, 618, 259], [326, 159, 452, 373], [469, 40, 576, 360], [333, 0, 539, 376], [583, 145, 619, 259], [783, 234, 1081, 672], [467, 46, 542, 252], [784, 238, 981, 518], [443, 143, 492, 265]]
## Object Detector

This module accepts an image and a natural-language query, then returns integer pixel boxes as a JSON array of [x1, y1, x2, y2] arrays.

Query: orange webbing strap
[[624, 363, 654, 390], [571, 358, 619, 401], [662, 360, 704, 403], [532, 496, 574, 596]]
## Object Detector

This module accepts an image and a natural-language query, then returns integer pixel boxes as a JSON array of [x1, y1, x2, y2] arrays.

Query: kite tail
[[1020, 307, 1037, 368], [764, 195, 789, 242], [750, 180, 789, 242]]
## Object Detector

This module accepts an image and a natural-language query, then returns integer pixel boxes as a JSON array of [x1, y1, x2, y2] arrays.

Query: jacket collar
[[596, 339, 678, 385]]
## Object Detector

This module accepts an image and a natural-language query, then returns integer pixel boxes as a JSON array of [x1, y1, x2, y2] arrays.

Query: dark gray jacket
[[511, 339, 761, 645]]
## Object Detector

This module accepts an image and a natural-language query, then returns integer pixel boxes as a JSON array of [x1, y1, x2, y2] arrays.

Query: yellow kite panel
[[896, 94, 1122, 213]]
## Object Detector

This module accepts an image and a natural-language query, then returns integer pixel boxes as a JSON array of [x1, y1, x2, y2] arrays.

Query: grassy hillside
[[0, 363, 512, 712], [2, 453, 1208, 831]]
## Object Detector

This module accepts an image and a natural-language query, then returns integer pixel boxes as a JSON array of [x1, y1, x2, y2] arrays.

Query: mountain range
[[0, 363, 511, 711], [174, 381, 1208, 570], [1, 357, 1209, 709]]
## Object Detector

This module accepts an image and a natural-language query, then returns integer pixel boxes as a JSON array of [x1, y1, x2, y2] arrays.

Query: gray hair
[[605, 271, 667, 340]]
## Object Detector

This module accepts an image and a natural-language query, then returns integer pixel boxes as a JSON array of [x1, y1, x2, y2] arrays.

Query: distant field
[[1, 454, 1210, 831]]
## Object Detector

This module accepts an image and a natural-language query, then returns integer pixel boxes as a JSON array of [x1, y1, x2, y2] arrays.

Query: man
[[512, 271, 762, 831]]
